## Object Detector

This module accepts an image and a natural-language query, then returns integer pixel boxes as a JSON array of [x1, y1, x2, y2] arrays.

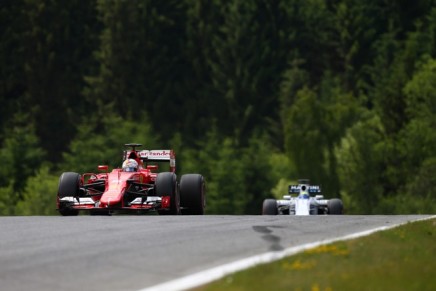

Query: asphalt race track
[[0, 215, 432, 291]]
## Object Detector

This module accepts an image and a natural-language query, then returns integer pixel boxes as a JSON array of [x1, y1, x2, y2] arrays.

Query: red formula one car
[[56, 143, 206, 216]]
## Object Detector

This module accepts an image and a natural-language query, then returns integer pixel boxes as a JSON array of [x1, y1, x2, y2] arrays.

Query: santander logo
[[139, 150, 171, 158], [149, 150, 169, 156]]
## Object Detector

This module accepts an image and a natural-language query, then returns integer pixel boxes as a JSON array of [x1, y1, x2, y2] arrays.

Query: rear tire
[[57, 172, 81, 216], [155, 172, 180, 215], [327, 198, 343, 214], [262, 199, 278, 215], [180, 174, 205, 215]]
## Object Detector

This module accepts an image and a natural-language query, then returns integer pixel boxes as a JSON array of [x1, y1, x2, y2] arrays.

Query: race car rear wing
[[138, 150, 175, 161], [123, 149, 176, 172], [289, 184, 321, 194]]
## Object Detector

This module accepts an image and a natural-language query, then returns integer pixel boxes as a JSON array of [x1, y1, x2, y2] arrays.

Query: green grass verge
[[193, 218, 436, 291]]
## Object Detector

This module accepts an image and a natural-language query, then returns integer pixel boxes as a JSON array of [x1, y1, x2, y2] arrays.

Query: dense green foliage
[[0, 0, 435, 215]]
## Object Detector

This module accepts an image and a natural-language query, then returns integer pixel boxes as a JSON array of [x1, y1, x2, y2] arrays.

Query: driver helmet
[[122, 159, 138, 172], [299, 189, 310, 199]]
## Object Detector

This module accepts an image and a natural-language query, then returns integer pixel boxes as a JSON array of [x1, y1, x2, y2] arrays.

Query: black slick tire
[[155, 172, 180, 215], [57, 172, 81, 216], [180, 174, 205, 215], [327, 198, 343, 214], [262, 199, 278, 215]]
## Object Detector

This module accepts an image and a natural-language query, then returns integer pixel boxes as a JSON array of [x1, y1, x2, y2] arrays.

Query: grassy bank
[[193, 217, 436, 291]]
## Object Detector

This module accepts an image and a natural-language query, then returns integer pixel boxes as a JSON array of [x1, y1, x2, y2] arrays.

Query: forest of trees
[[1, 0, 435, 215]]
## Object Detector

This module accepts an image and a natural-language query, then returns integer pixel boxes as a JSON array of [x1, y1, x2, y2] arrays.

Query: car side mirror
[[98, 165, 109, 172], [147, 165, 158, 171]]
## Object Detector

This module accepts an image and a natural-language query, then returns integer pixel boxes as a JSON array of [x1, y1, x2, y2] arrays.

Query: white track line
[[140, 215, 436, 291]]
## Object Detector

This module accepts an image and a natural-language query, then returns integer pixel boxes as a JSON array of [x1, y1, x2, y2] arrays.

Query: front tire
[[262, 199, 278, 215], [57, 172, 81, 216], [155, 172, 180, 215], [180, 174, 205, 215], [327, 198, 343, 214]]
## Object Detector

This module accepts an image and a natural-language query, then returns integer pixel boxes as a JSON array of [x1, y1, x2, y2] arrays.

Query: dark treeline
[[0, 0, 435, 215]]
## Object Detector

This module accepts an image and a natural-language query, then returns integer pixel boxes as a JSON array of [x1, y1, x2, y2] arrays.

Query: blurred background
[[1, 0, 435, 215]]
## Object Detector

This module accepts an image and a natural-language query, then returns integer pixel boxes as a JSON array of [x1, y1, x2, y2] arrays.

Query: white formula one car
[[262, 179, 343, 215]]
